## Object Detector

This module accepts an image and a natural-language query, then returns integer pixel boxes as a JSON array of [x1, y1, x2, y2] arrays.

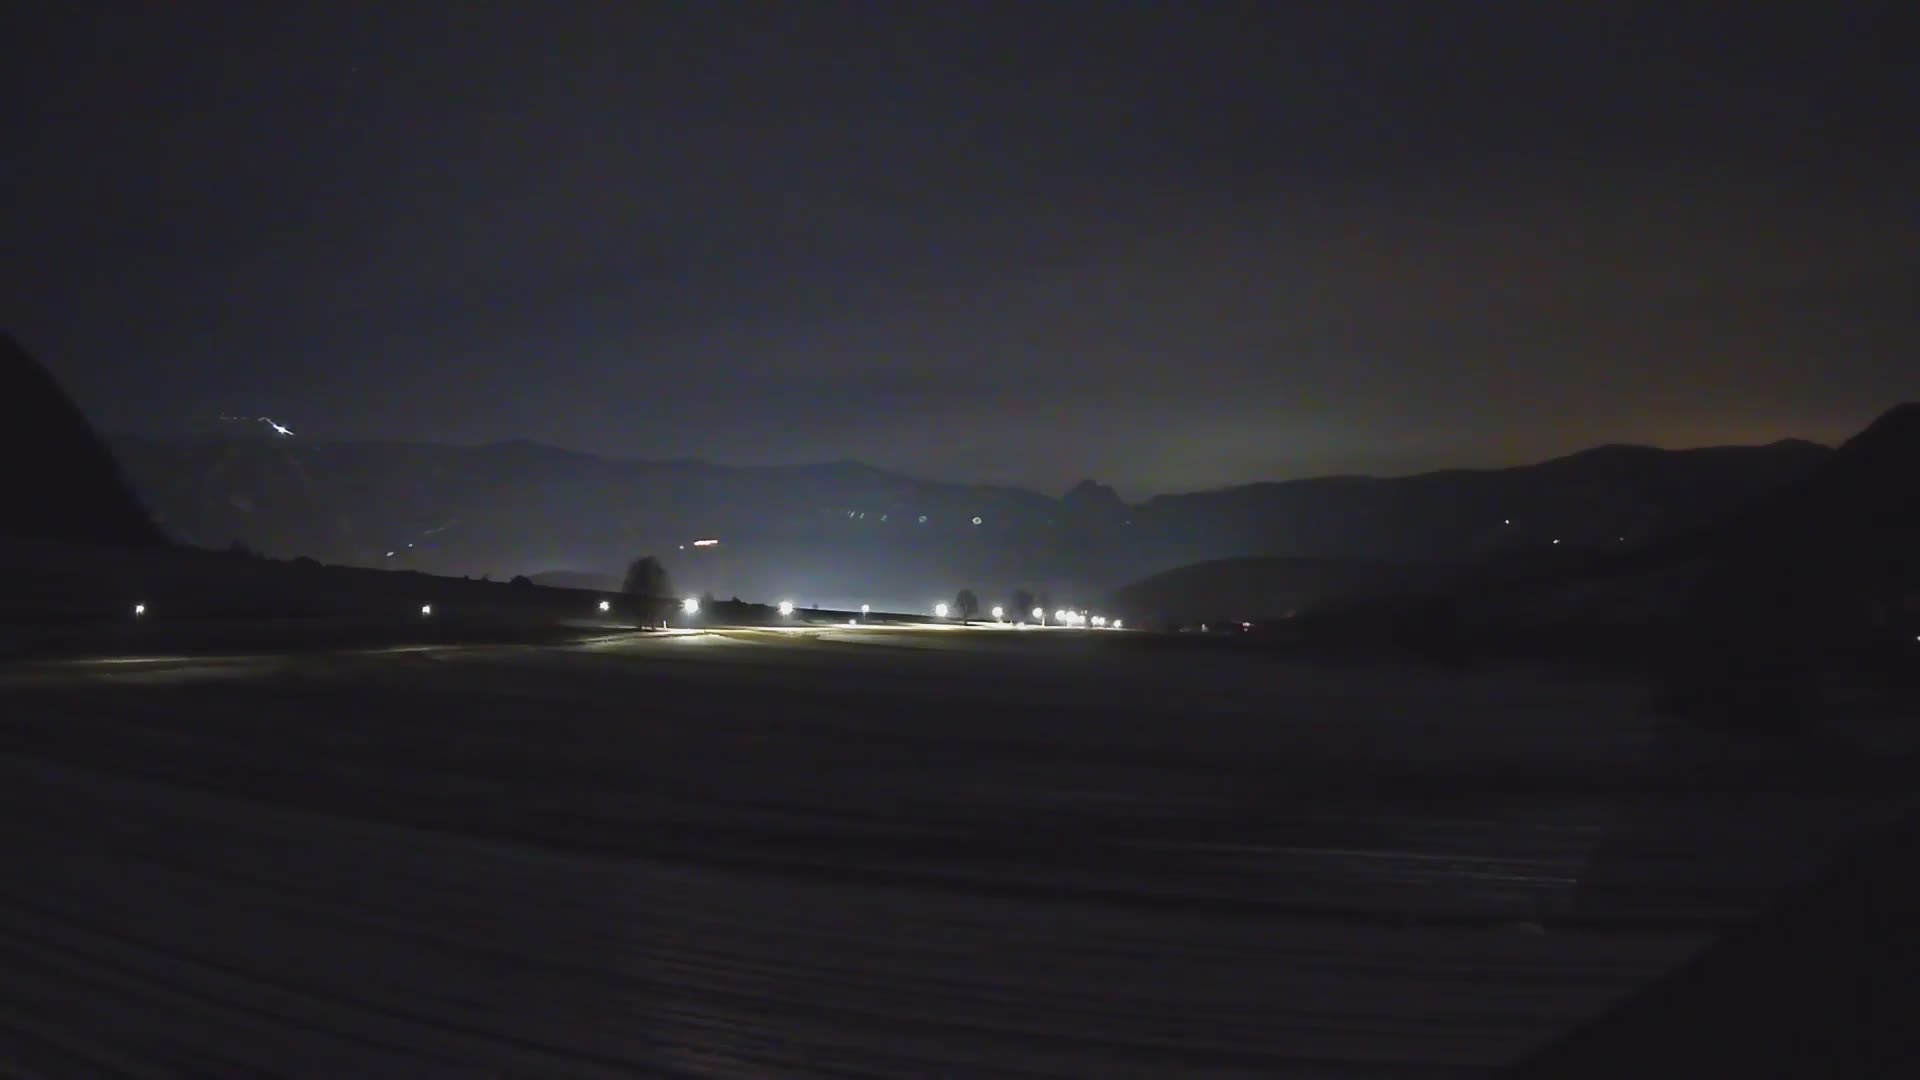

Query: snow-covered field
[[1, 627, 1908, 1075]]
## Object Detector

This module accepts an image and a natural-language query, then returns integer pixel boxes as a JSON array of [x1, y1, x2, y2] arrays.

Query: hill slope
[[1761, 402, 1920, 582], [1, 332, 165, 550], [1110, 558, 1461, 625]]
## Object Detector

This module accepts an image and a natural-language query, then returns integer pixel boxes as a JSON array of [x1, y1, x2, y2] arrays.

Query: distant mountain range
[[1258, 403, 1920, 660], [108, 427, 1835, 612]]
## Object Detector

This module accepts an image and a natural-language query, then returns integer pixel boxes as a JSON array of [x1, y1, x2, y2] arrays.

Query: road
[[0, 627, 1904, 1075]]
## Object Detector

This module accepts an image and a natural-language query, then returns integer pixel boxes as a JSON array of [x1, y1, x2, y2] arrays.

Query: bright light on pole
[[778, 600, 795, 616], [991, 606, 1004, 620], [420, 604, 433, 617], [682, 597, 700, 616], [1034, 606, 1046, 624], [132, 602, 146, 618], [598, 599, 611, 613], [934, 602, 950, 618], [1113, 619, 1123, 630]]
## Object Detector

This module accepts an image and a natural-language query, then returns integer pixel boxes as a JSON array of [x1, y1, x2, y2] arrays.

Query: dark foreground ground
[[1, 625, 1912, 1076]]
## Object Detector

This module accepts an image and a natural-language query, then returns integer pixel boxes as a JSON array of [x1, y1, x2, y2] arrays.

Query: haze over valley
[[114, 429, 1834, 614]]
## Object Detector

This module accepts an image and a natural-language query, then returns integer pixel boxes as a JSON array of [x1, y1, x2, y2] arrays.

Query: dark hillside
[[0, 332, 166, 550], [1110, 557, 1460, 626]]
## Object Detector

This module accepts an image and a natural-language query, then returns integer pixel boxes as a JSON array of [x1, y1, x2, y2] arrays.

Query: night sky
[[7, 2, 1915, 496]]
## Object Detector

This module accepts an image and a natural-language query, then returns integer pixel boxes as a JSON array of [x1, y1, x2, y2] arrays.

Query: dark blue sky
[[7, 1, 1915, 496]]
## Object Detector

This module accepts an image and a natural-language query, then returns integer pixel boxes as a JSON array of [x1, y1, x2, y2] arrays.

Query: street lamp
[[991, 606, 1004, 621], [132, 602, 146, 618], [420, 604, 433, 618], [778, 600, 795, 616], [1033, 606, 1046, 624], [682, 597, 700, 616], [934, 602, 950, 618], [597, 599, 611, 613]]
